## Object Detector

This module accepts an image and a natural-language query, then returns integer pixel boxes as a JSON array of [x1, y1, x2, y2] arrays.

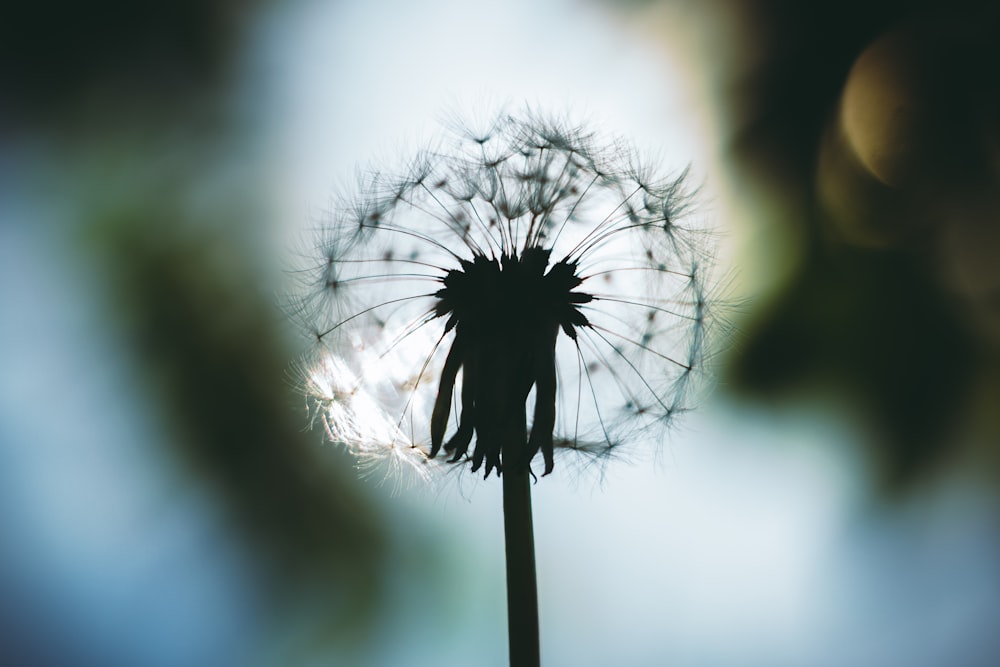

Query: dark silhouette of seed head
[[429, 249, 594, 477], [294, 111, 719, 483]]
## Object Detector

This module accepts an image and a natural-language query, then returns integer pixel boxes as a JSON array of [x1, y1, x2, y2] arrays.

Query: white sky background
[[257, 0, 709, 235]]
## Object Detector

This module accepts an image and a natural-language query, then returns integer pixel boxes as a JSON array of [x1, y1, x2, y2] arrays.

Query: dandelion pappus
[[291, 111, 718, 482]]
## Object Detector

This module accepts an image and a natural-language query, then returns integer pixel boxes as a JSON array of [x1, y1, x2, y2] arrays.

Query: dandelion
[[291, 111, 718, 666], [296, 112, 713, 478]]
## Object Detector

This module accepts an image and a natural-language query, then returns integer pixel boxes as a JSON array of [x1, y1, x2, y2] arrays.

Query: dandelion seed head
[[292, 111, 720, 482]]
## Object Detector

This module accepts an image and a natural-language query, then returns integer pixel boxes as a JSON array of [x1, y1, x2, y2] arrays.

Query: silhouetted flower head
[[293, 112, 718, 482]]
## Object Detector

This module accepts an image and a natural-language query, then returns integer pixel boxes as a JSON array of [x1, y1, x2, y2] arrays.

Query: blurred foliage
[[0, 1, 258, 128], [736, 243, 977, 489], [2, 0, 398, 653], [88, 201, 388, 642], [722, 1, 1000, 493], [611, 0, 1000, 494]]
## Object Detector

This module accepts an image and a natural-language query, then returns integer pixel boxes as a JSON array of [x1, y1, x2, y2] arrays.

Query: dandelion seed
[[289, 110, 723, 666], [292, 111, 717, 482]]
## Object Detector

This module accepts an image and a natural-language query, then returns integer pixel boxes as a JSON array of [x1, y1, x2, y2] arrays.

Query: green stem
[[503, 467, 540, 667]]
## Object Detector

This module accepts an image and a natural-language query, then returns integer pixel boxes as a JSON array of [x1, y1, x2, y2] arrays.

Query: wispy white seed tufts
[[289, 110, 722, 482]]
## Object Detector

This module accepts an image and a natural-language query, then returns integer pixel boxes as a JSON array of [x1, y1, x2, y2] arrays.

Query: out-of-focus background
[[3, 1, 1000, 665]]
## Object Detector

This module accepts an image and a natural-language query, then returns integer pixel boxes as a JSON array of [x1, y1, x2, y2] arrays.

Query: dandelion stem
[[503, 466, 541, 667]]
